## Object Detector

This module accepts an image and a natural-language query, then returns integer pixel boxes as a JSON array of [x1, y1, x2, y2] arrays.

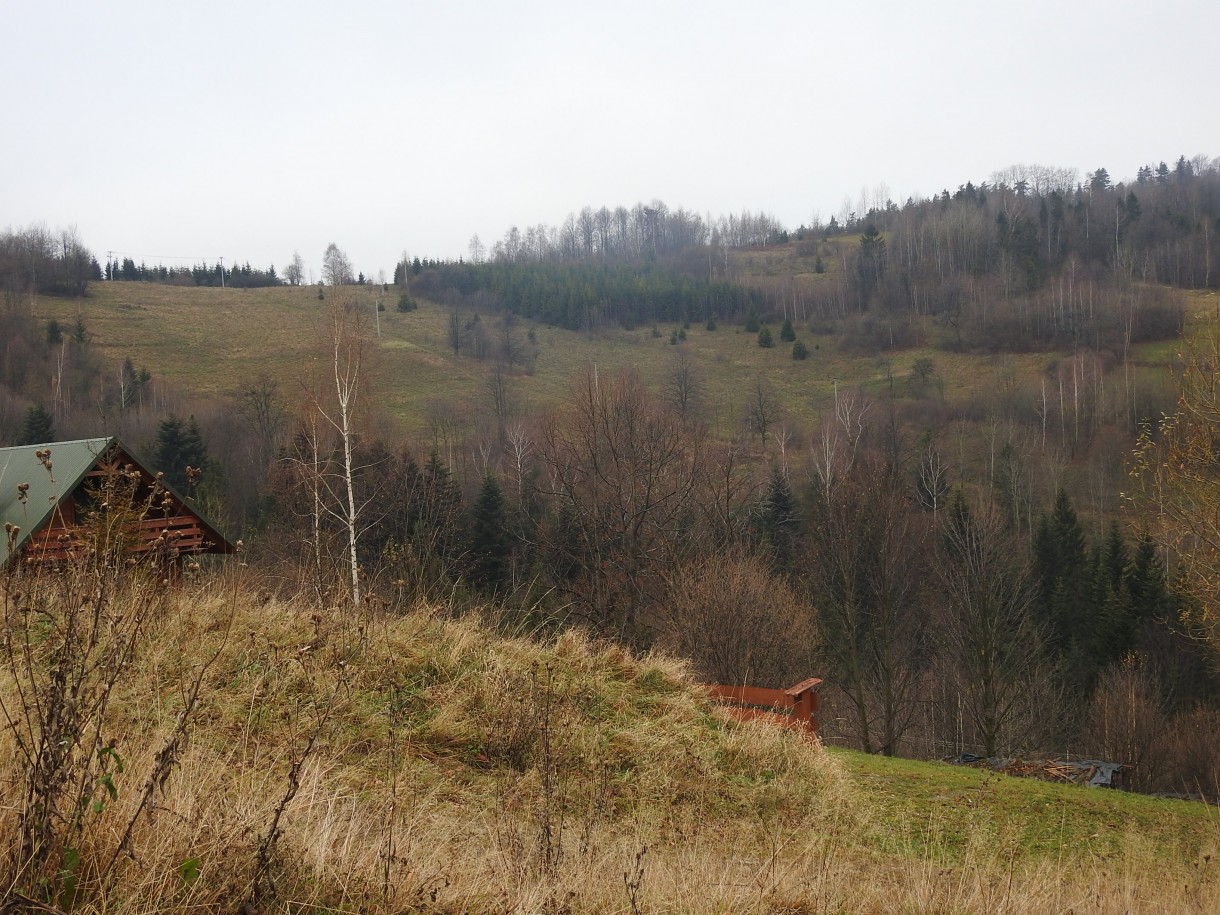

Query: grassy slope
[[3, 573, 1217, 913], [39, 277, 1196, 445], [838, 748, 1217, 861]]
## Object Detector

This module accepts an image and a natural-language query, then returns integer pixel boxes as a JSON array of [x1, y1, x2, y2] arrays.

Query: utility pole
[[219, 256, 225, 289]]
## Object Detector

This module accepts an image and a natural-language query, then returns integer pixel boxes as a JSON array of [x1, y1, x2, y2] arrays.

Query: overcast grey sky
[[3, 0, 1216, 280]]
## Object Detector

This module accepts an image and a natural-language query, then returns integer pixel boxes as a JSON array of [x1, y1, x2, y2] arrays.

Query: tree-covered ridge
[[401, 156, 1215, 349], [412, 259, 763, 330], [817, 155, 1218, 292]]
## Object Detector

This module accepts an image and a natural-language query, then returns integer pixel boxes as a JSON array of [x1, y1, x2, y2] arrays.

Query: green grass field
[[41, 280, 1103, 444], [834, 748, 1218, 863]]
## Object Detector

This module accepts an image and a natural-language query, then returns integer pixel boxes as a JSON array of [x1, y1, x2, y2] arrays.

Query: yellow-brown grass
[[1, 570, 1217, 913]]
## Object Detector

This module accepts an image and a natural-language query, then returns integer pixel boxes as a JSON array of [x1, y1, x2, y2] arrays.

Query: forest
[[2, 154, 1220, 798]]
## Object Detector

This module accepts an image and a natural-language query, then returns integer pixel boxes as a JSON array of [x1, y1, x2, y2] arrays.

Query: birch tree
[[299, 299, 375, 608]]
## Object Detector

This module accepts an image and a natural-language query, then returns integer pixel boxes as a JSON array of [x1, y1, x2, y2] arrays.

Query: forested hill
[[411, 260, 763, 329], [3, 155, 1220, 812], [408, 156, 1215, 353]]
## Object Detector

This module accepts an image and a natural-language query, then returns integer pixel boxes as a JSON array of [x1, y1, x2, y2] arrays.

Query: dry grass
[[2, 568, 1218, 913], [39, 280, 1118, 444]]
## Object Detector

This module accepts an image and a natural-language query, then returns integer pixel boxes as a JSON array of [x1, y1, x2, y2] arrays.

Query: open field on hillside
[[838, 748, 1218, 861], [36, 280, 1194, 448], [2, 570, 1217, 913]]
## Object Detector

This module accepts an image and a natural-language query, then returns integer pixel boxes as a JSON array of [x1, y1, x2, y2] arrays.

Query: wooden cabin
[[0, 437, 233, 567]]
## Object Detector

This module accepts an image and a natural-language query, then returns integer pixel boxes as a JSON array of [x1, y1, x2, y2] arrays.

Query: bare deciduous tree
[[743, 375, 780, 449], [658, 549, 813, 687], [284, 251, 305, 286], [485, 361, 516, 446], [447, 311, 464, 357], [806, 455, 931, 756], [937, 495, 1042, 756], [235, 371, 288, 476], [322, 242, 353, 287], [664, 348, 704, 421], [296, 299, 377, 607], [537, 369, 705, 638]]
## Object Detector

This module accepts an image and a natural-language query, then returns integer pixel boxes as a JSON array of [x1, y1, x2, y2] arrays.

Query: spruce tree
[[758, 466, 800, 570], [154, 414, 209, 493], [780, 317, 796, 342], [1033, 489, 1089, 652], [420, 451, 462, 566], [467, 473, 511, 593], [16, 405, 55, 446]]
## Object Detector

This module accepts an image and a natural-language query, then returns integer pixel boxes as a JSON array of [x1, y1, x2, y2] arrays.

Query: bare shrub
[[1163, 705, 1220, 800], [655, 550, 813, 687], [1079, 659, 1168, 793]]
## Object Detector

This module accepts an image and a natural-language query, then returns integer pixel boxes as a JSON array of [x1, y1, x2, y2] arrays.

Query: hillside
[[32, 275, 1207, 445], [1, 569, 1216, 914], [11, 237, 1220, 800]]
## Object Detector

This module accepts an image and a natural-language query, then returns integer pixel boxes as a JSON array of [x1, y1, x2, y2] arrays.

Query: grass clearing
[[833, 748, 1219, 863], [42, 281, 1103, 444]]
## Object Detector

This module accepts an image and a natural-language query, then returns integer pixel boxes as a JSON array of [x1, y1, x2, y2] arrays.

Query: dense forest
[[3, 155, 1220, 797]]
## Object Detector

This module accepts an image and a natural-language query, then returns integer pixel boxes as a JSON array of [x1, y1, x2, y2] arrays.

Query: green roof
[[0, 437, 116, 563], [0, 437, 234, 564]]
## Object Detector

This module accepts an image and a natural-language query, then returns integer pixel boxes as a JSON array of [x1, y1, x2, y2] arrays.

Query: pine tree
[[780, 317, 796, 342], [1032, 489, 1089, 652], [467, 473, 512, 593], [757, 466, 800, 570], [16, 405, 55, 446], [154, 414, 209, 493]]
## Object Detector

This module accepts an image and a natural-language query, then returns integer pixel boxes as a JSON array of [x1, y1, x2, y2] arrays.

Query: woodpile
[[945, 754, 1129, 789]]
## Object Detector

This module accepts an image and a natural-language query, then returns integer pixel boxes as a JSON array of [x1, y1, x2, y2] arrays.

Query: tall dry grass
[[1, 566, 1217, 913]]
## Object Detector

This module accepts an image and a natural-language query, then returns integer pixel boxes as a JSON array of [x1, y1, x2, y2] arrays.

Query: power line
[[104, 250, 226, 263]]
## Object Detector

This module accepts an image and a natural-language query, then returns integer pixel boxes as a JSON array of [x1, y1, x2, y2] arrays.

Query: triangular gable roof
[[0, 437, 233, 564], [0, 437, 114, 563]]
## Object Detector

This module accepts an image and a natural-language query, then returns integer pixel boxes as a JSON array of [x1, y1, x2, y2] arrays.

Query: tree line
[[101, 257, 282, 288], [411, 260, 763, 330], [466, 201, 784, 266], [399, 155, 1214, 354], [783, 154, 1216, 353]]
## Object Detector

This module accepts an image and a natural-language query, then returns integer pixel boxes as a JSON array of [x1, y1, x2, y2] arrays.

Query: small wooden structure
[[708, 677, 823, 737], [0, 437, 233, 567]]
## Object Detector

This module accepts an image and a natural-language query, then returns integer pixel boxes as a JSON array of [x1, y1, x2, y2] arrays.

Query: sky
[[3, 0, 1217, 281]]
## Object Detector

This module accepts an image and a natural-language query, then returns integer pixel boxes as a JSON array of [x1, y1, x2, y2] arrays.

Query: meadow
[[40, 278, 1201, 449], [1, 566, 1216, 913]]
